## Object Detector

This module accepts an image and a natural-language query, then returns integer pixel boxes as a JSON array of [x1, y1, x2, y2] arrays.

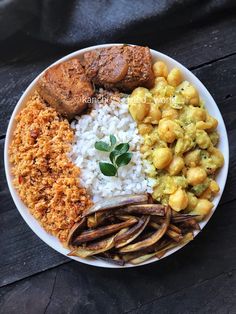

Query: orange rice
[[9, 92, 92, 243]]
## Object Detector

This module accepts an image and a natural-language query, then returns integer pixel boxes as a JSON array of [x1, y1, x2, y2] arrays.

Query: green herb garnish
[[109, 134, 117, 147], [114, 143, 129, 155], [116, 152, 132, 167], [95, 135, 133, 177], [94, 141, 111, 152], [99, 162, 117, 176]]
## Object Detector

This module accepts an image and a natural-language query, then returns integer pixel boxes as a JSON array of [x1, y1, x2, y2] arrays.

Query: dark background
[[0, 1, 236, 313]]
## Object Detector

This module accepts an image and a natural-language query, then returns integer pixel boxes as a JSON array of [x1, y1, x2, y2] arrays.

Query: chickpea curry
[[128, 60, 224, 221]]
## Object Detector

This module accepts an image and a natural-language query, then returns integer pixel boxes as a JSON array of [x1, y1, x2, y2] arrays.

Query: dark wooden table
[[0, 14, 236, 314]]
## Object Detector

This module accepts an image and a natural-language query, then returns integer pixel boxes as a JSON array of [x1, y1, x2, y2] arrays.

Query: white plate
[[4, 44, 229, 268]]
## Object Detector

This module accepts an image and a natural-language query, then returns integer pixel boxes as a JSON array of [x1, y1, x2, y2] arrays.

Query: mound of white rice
[[70, 91, 153, 201]]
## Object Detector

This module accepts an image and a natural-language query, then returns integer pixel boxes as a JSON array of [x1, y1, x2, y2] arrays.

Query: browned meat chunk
[[83, 45, 155, 92], [37, 58, 94, 120]]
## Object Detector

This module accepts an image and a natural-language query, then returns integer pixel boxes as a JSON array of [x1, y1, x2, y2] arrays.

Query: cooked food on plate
[[37, 58, 94, 120], [128, 65, 224, 219], [83, 45, 154, 92], [9, 45, 224, 265], [9, 93, 92, 242]]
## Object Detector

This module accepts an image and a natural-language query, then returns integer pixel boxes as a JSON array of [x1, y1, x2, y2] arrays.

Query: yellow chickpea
[[144, 103, 162, 124], [153, 147, 173, 169], [150, 80, 168, 97], [169, 189, 189, 211], [167, 156, 185, 175], [138, 123, 153, 135], [209, 180, 220, 194], [207, 115, 218, 130], [192, 107, 207, 122], [196, 130, 211, 149], [132, 86, 152, 98], [128, 87, 152, 122], [190, 97, 199, 106], [162, 108, 179, 119], [162, 176, 178, 195], [181, 84, 199, 105], [129, 102, 149, 122], [165, 85, 175, 97], [153, 61, 168, 78], [154, 77, 168, 85], [167, 68, 183, 87], [187, 192, 198, 210], [191, 199, 214, 220], [157, 119, 182, 143], [196, 115, 218, 131], [184, 149, 201, 167], [186, 166, 207, 185], [209, 147, 224, 169], [200, 187, 212, 200]]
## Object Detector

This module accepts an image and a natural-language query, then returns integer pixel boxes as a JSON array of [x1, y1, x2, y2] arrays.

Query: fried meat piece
[[83, 45, 154, 92], [37, 58, 94, 119]]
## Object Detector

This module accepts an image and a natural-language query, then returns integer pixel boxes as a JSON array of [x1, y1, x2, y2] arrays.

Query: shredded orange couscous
[[9, 93, 92, 243]]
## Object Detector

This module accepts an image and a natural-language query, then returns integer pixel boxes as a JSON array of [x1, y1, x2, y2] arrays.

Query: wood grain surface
[[0, 13, 235, 314]]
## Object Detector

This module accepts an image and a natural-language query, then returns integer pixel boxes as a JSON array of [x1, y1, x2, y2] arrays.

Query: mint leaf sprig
[[95, 135, 133, 177]]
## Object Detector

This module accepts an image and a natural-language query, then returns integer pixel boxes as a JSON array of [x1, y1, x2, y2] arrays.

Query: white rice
[[70, 92, 153, 201]]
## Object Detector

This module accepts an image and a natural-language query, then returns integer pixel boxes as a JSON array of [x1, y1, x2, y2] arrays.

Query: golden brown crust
[[83, 45, 155, 92], [37, 58, 94, 120]]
